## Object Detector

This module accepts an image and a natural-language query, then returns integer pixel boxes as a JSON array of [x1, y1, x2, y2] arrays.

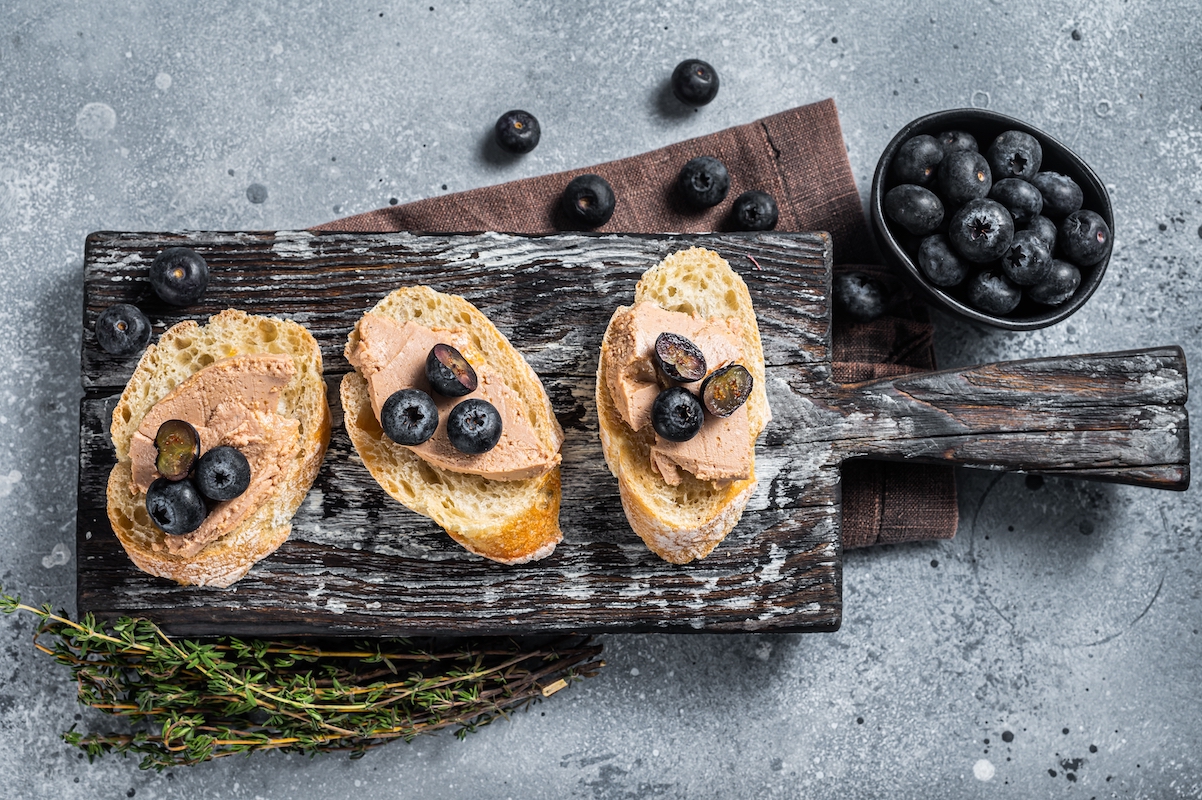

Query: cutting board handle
[[834, 346, 1190, 490]]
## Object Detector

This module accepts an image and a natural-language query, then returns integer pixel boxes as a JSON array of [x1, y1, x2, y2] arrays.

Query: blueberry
[[446, 398, 502, 454], [918, 234, 971, 287], [729, 190, 779, 231], [700, 364, 753, 418], [967, 268, 1023, 315], [833, 271, 888, 323], [560, 174, 616, 228], [989, 178, 1044, 226], [936, 150, 992, 208], [1025, 215, 1058, 251], [95, 303, 151, 356], [654, 332, 706, 383], [154, 419, 200, 481], [650, 387, 704, 442], [936, 130, 978, 153], [1001, 230, 1053, 286], [884, 184, 944, 235], [145, 477, 207, 535], [494, 110, 541, 154], [1029, 171, 1083, 219], [891, 135, 944, 187], [195, 446, 252, 501], [1059, 209, 1112, 266], [949, 198, 1014, 263], [677, 156, 730, 209], [150, 247, 209, 306], [670, 59, 719, 106], [985, 130, 1042, 181], [425, 343, 478, 397], [381, 389, 439, 446], [1027, 259, 1081, 306]]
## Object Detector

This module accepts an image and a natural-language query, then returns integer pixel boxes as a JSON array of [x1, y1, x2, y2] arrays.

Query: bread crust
[[341, 287, 564, 564], [596, 247, 770, 563], [106, 309, 330, 587]]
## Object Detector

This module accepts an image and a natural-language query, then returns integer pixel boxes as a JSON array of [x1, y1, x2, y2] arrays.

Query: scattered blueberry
[[985, 130, 1043, 181], [381, 389, 439, 446], [1059, 209, 1112, 266], [1030, 171, 1084, 218], [447, 398, 502, 454], [671, 59, 720, 106], [918, 234, 971, 286], [884, 184, 944, 235], [650, 386, 704, 442], [560, 174, 616, 228], [700, 364, 753, 418], [833, 271, 888, 322], [1027, 259, 1081, 306], [968, 268, 1023, 314], [677, 156, 730, 209], [195, 446, 252, 501], [425, 343, 478, 397], [654, 332, 706, 383], [729, 190, 779, 230], [1001, 230, 1053, 286], [95, 303, 151, 356], [949, 198, 1014, 263], [891, 134, 944, 186], [1025, 215, 1058, 251], [494, 110, 541, 154], [145, 477, 207, 535], [936, 150, 993, 208], [989, 178, 1044, 226], [150, 247, 209, 306], [154, 419, 200, 482], [936, 130, 978, 153]]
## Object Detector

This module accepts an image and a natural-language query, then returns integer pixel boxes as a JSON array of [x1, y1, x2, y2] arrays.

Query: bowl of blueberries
[[870, 108, 1112, 330]]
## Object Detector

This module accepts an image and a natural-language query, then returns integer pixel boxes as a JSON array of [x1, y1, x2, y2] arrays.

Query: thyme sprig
[[0, 587, 604, 770]]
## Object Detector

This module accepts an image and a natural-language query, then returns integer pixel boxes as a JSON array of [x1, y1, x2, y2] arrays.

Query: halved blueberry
[[654, 332, 706, 383], [154, 419, 200, 481], [700, 364, 753, 418], [425, 343, 478, 397]]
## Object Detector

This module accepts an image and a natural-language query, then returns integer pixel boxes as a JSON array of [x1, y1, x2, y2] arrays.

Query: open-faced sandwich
[[107, 309, 331, 587], [341, 286, 564, 564], [596, 247, 771, 563]]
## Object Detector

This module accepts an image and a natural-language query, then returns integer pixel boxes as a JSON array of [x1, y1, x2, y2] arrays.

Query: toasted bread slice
[[107, 309, 331, 587], [596, 247, 770, 563], [341, 287, 565, 564]]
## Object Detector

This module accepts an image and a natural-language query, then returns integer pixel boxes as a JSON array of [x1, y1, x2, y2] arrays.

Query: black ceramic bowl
[[871, 109, 1112, 331]]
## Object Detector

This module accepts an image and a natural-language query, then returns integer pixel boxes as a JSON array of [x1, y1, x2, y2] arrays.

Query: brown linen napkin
[[314, 98, 958, 548]]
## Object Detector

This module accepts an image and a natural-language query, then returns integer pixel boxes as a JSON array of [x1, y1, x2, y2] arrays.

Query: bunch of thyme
[[0, 587, 603, 770]]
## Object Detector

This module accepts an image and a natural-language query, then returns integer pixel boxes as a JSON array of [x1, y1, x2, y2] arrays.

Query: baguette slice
[[107, 309, 331, 587], [596, 247, 771, 563], [341, 286, 565, 564]]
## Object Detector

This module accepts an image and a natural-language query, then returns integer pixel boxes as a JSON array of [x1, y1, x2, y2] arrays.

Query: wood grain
[[77, 230, 1190, 637], [78, 231, 842, 636]]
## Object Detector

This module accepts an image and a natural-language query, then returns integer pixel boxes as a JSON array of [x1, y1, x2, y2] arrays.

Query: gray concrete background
[[1, 0, 1199, 797]]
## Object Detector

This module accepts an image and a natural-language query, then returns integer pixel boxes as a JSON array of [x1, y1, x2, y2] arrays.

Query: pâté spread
[[128, 354, 300, 557], [348, 314, 559, 480], [605, 301, 752, 485]]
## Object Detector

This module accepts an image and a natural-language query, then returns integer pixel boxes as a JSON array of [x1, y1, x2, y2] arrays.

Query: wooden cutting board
[[76, 231, 1190, 637]]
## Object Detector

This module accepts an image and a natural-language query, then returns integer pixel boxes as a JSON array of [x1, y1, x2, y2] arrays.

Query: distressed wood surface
[[77, 230, 1191, 637], [79, 231, 842, 636]]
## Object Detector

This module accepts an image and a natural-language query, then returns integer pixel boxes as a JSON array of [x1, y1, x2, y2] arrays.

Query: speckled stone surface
[[1, 1, 1200, 797]]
